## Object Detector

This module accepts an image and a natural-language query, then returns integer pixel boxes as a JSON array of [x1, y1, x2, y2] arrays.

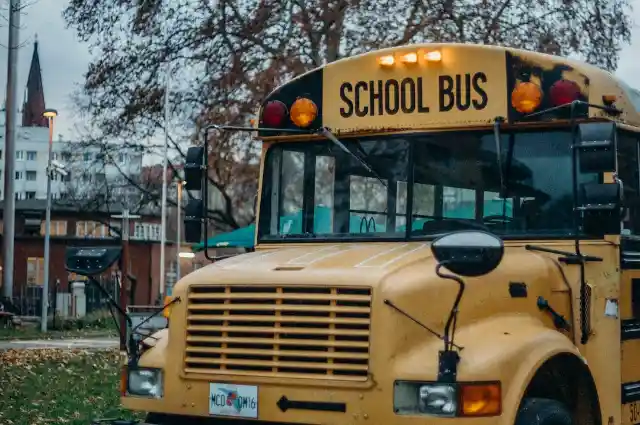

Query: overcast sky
[[0, 0, 639, 140]]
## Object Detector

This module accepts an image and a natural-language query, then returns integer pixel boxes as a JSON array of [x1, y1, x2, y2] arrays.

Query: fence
[[0, 275, 121, 319]]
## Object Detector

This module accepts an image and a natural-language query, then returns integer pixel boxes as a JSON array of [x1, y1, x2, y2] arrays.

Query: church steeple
[[21, 38, 47, 127]]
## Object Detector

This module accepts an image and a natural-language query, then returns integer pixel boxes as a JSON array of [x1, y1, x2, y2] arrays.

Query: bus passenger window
[[408, 183, 435, 232], [443, 187, 475, 219], [314, 155, 335, 234], [484, 191, 514, 217], [617, 132, 640, 235], [350, 175, 387, 233], [633, 278, 640, 319], [280, 150, 304, 234]]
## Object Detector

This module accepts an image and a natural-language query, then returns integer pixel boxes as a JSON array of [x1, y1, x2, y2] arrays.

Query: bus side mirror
[[578, 182, 622, 235], [184, 199, 204, 243], [576, 122, 616, 174], [184, 146, 205, 191], [431, 230, 504, 277]]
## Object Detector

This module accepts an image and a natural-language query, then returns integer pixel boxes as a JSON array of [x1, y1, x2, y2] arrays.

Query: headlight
[[127, 367, 163, 399], [393, 380, 501, 417], [394, 381, 456, 417]]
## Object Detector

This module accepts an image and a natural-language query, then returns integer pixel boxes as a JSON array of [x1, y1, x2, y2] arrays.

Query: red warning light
[[262, 100, 288, 127], [549, 80, 581, 107]]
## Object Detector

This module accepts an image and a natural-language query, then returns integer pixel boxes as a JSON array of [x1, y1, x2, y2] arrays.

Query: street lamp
[[40, 108, 59, 332], [175, 179, 186, 286]]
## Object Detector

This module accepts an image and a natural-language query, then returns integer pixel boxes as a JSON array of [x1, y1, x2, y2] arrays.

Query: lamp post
[[41, 108, 58, 332], [175, 179, 185, 285]]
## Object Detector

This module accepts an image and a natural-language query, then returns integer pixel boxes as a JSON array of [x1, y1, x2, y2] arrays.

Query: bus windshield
[[257, 129, 600, 242]]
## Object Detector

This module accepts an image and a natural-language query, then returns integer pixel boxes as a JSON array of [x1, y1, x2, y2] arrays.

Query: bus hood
[[178, 242, 434, 288]]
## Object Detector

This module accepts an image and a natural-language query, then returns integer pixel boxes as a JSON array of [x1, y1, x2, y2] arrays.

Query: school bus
[[114, 43, 640, 425]]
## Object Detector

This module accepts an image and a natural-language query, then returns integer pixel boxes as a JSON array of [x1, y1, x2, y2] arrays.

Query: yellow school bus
[[115, 43, 640, 425]]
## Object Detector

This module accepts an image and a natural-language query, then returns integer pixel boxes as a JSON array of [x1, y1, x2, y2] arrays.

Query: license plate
[[209, 383, 258, 418]]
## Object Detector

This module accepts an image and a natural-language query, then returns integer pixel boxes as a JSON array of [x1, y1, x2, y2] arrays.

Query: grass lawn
[[0, 348, 145, 425], [0, 327, 118, 341]]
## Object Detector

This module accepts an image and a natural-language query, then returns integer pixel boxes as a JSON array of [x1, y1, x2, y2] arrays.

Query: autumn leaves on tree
[[63, 0, 632, 232]]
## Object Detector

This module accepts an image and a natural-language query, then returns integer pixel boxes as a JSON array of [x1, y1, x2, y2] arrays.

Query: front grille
[[184, 285, 372, 381]]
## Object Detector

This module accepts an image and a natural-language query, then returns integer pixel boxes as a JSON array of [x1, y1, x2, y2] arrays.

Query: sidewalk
[[0, 337, 119, 351]]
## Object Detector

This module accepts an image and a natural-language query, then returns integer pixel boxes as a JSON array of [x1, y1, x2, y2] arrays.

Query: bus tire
[[515, 398, 572, 425], [145, 413, 173, 424]]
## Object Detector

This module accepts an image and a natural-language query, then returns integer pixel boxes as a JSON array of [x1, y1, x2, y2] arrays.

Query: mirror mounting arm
[[87, 276, 138, 366], [435, 263, 465, 352]]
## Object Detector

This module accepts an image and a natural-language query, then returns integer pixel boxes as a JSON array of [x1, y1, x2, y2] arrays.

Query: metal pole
[[40, 117, 54, 332], [159, 64, 171, 301], [2, 0, 21, 298], [175, 180, 182, 285], [121, 210, 129, 349], [111, 209, 139, 350]]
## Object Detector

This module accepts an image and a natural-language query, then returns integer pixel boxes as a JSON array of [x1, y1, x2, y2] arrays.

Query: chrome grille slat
[[184, 285, 372, 381]]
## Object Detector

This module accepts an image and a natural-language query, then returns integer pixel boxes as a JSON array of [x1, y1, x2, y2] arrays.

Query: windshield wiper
[[319, 127, 388, 188]]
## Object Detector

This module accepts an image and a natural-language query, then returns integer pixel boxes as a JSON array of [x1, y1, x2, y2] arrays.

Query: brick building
[[0, 199, 182, 306]]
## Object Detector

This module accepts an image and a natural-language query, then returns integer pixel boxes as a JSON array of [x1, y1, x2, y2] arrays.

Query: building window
[[52, 152, 59, 161], [0, 149, 3, 159], [83, 152, 92, 162], [26, 151, 37, 161], [150, 224, 161, 241], [109, 221, 121, 238], [133, 223, 144, 239], [26, 257, 45, 285], [76, 220, 109, 238], [41, 220, 67, 236], [15, 171, 22, 180], [16, 150, 23, 160], [15, 192, 23, 200], [25, 191, 36, 199], [26, 171, 37, 181]]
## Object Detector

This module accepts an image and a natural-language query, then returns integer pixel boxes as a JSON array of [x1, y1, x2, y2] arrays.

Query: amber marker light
[[290, 97, 318, 128], [459, 382, 501, 416], [378, 55, 395, 67], [511, 82, 543, 114], [602, 94, 618, 106], [425, 50, 442, 62], [401, 52, 418, 64]]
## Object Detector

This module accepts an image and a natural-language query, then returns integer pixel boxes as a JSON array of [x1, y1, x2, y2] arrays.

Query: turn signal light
[[262, 100, 288, 127], [459, 382, 501, 416], [162, 296, 172, 318], [511, 82, 543, 114], [290, 98, 318, 128], [549, 79, 581, 107], [603, 94, 617, 106]]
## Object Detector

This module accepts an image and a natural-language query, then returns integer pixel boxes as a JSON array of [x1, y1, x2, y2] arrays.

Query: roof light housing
[[511, 82, 543, 114], [378, 55, 395, 67], [425, 51, 442, 62], [290, 97, 318, 128], [262, 100, 288, 127], [549, 79, 581, 107], [401, 52, 418, 64]]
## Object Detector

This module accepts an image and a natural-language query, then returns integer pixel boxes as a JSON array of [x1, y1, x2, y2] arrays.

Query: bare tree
[[62, 0, 632, 230]]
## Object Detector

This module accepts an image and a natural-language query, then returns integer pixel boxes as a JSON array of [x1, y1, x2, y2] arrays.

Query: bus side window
[[617, 131, 640, 235], [633, 278, 640, 319]]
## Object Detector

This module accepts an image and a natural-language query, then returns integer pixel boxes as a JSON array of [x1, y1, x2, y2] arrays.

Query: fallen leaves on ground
[[0, 348, 144, 425]]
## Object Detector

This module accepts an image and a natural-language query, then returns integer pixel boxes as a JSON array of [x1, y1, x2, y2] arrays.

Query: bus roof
[[257, 43, 640, 137]]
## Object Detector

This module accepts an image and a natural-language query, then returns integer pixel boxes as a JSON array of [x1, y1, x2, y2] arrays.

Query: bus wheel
[[515, 398, 572, 425], [145, 413, 175, 424]]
